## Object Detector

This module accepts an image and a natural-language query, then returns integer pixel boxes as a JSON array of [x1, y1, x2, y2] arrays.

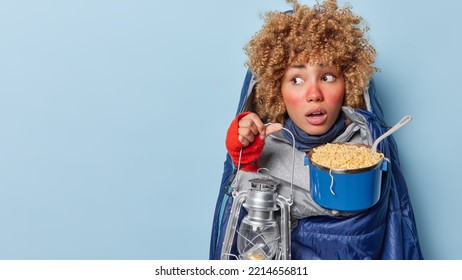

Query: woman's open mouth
[[306, 109, 327, 125]]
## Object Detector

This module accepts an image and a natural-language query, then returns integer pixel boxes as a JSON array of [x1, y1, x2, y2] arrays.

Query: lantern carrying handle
[[234, 124, 296, 204], [256, 168, 271, 179], [270, 124, 296, 205]]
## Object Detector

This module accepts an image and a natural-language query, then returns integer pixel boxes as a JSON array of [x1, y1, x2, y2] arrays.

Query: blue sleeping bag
[[209, 70, 423, 260]]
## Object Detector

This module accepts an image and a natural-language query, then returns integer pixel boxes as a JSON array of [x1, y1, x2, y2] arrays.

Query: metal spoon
[[371, 115, 413, 152]]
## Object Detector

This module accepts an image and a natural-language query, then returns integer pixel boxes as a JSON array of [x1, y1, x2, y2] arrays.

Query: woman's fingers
[[241, 114, 265, 134], [237, 133, 251, 147], [265, 123, 283, 136], [238, 113, 265, 146], [237, 114, 284, 146]]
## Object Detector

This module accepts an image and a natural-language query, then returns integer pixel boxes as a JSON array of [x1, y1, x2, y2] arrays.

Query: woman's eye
[[291, 77, 304, 84], [322, 74, 336, 82]]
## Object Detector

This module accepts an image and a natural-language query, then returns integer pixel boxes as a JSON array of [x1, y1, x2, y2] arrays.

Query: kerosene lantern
[[220, 175, 291, 260], [221, 125, 295, 260], [222, 174, 292, 260]]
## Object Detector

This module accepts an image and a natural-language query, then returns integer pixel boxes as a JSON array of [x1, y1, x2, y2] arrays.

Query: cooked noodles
[[310, 143, 384, 170]]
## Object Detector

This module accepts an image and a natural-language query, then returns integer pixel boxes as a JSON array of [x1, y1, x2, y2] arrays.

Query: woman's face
[[281, 63, 345, 135]]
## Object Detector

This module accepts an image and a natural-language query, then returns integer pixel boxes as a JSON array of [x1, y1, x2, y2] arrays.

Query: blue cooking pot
[[305, 146, 388, 212]]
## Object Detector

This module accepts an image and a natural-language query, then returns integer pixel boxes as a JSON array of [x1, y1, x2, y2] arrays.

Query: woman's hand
[[237, 113, 282, 147]]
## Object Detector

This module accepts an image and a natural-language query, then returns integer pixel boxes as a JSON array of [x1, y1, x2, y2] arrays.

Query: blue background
[[0, 0, 460, 260]]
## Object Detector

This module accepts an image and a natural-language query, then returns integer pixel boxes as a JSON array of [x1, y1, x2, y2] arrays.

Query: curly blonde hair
[[244, 0, 378, 123]]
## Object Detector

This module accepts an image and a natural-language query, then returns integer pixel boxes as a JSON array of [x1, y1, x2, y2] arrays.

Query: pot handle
[[381, 158, 389, 171]]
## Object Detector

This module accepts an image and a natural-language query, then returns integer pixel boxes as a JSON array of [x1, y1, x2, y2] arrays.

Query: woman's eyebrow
[[290, 64, 306, 69], [289, 64, 331, 69]]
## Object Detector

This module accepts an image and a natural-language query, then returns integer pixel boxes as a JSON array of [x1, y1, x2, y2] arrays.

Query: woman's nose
[[305, 83, 323, 102]]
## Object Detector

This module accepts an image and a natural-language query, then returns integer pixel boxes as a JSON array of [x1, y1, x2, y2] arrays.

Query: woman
[[210, 0, 423, 259]]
